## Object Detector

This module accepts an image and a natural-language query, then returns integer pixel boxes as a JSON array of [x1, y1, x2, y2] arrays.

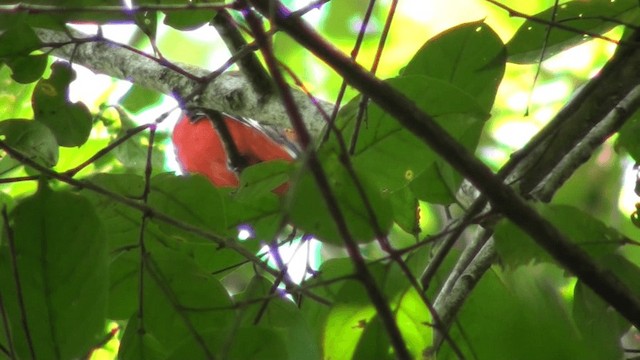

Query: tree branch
[[432, 30, 640, 339], [250, 0, 640, 331], [35, 27, 330, 138]]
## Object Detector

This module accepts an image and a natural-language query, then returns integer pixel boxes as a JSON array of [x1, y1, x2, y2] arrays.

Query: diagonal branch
[[432, 28, 640, 341], [35, 27, 330, 138], [250, 0, 640, 330]]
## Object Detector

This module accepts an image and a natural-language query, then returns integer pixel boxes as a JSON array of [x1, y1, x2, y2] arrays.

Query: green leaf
[[288, 153, 393, 245], [410, 161, 459, 205], [494, 204, 622, 267], [395, 288, 433, 357], [112, 111, 165, 171], [108, 251, 139, 320], [330, 76, 487, 193], [163, 9, 216, 31], [4, 54, 48, 84], [148, 173, 230, 240], [323, 283, 377, 360], [0, 22, 41, 58], [0, 186, 108, 360], [352, 317, 393, 360], [82, 173, 145, 251], [167, 326, 289, 360], [234, 276, 321, 360], [506, 0, 639, 64], [440, 265, 621, 359], [573, 280, 627, 359], [403, 20, 506, 112], [0, 65, 36, 120], [142, 247, 235, 354], [616, 112, 640, 162], [300, 258, 357, 342], [118, 314, 165, 360], [236, 160, 292, 199], [388, 186, 420, 236], [133, 10, 158, 41], [32, 62, 92, 147], [321, 261, 419, 359], [0, 119, 59, 167], [119, 83, 163, 114], [0, 0, 131, 29], [320, 1, 383, 39], [353, 287, 433, 359]]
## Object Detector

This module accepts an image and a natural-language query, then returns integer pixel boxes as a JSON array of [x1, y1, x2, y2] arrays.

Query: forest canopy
[[0, 1, 640, 359]]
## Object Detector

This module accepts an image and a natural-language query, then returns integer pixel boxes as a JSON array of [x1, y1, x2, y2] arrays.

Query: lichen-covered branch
[[35, 27, 330, 138]]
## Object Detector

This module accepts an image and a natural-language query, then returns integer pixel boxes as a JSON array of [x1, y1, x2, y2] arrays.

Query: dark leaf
[[0, 185, 108, 360], [506, 0, 639, 64], [403, 20, 506, 112], [0, 119, 59, 167], [4, 54, 48, 84], [288, 153, 393, 245], [32, 62, 92, 147], [494, 204, 622, 267]]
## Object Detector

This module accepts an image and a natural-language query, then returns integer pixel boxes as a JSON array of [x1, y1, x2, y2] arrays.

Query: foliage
[[0, 1, 640, 359]]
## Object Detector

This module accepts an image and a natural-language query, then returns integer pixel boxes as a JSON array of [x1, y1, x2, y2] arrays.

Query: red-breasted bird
[[172, 112, 295, 189]]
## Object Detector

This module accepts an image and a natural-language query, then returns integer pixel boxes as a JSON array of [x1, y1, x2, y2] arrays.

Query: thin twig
[[251, 0, 640, 330], [1, 206, 36, 360], [242, 1, 411, 357], [0, 139, 331, 306]]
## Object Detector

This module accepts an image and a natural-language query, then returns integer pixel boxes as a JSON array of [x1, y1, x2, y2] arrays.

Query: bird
[[172, 112, 295, 189]]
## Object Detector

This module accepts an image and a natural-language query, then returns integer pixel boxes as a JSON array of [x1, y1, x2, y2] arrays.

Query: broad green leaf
[[234, 276, 321, 360], [84, 173, 260, 320], [395, 288, 433, 357], [111, 111, 165, 171], [163, 9, 216, 31], [133, 10, 158, 41], [0, 119, 59, 167], [323, 284, 377, 360], [440, 265, 621, 359], [410, 161, 459, 205], [288, 153, 393, 245], [321, 0, 383, 39], [119, 83, 163, 114], [236, 160, 292, 200], [573, 280, 628, 359], [494, 204, 622, 267], [616, 112, 640, 162], [351, 317, 393, 360], [388, 186, 420, 236], [118, 314, 165, 360], [330, 76, 487, 193], [322, 261, 414, 359], [108, 251, 139, 320], [166, 326, 289, 360], [0, 65, 35, 120], [142, 247, 235, 354], [507, 0, 639, 64], [148, 173, 230, 240], [0, 0, 131, 28], [32, 62, 92, 147], [0, 185, 108, 360], [0, 22, 41, 57], [300, 258, 358, 342], [4, 54, 48, 84], [353, 287, 433, 359], [403, 20, 506, 112], [82, 173, 145, 251]]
